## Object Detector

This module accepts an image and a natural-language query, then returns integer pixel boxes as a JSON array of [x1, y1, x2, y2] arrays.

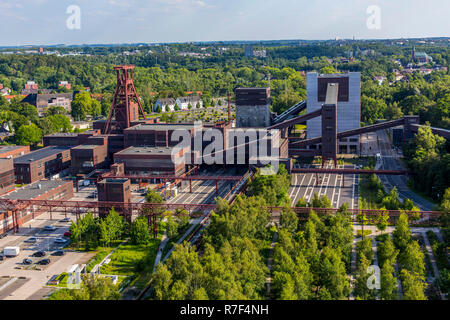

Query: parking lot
[[0, 210, 94, 300]]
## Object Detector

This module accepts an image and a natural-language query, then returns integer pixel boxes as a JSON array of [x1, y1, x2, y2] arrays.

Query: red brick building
[[0, 180, 73, 235], [0, 158, 15, 196], [0, 145, 30, 159], [14, 146, 72, 184]]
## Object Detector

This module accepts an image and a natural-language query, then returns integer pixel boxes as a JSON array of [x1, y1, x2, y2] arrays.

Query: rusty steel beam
[[103, 174, 243, 181], [290, 118, 406, 147], [0, 199, 440, 216], [291, 168, 410, 175]]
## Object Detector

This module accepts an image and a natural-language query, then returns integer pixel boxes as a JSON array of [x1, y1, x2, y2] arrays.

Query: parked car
[[52, 250, 65, 256], [23, 258, 33, 265], [63, 231, 72, 237], [54, 238, 67, 244], [37, 259, 50, 265], [43, 225, 56, 231], [24, 237, 38, 243], [59, 218, 71, 223], [33, 251, 46, 257], [3, 247, 20, 257]]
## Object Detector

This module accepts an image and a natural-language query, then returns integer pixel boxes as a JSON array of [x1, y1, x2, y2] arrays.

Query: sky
[[0, 0, 449, 46]]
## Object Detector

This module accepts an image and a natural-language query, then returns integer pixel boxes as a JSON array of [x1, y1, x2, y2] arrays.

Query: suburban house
[[153, 98, 176, 112], [176, 96, 203, 110]]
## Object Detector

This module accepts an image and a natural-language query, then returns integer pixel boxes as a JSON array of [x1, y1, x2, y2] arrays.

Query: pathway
[[266, 231, 278, 299]]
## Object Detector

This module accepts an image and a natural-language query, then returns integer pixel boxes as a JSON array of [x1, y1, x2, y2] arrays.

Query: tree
[[15, 103, 39, 123], [72, 275, 120, 300], [152, 264, 173, 300], [296, 198, 308, 207], [130, 216, 151, 245], [380, 261, 398, 300], [71, 92, 92, 121], [166, 215, 178, 238], [357, 213, 368, 238], [145, 189, 164, 203], [382, 187, 401, 210], [91, 99, 101, 118], [105, 207, 125, 241], [165, 105, 170, 112], [44, 106, 67, 117], [155, 105, 162, 113], [15, 123, 42, 146], [174, 104, 180, 111], [354, 255, 375, 300], [398, 241, 426, 277], [400, 269, 427, 300], [318, 246, 350, 300], [279, 206, 298, 233], [392, 213, 411, 251], [376, 210, 389, 235], [377, 237, 398, 268]]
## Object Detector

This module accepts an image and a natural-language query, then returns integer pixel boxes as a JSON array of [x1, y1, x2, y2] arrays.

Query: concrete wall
[[306, 72, 361, 153]]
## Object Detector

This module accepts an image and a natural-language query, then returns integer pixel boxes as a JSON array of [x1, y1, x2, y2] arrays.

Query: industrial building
[[0, 179, 73, 235], [0, 145, 30, 159], [13, 146, 72, 184], [43, 130, 102, 147], [124, 123, 196, 148], [70, 144, 108, 174], [306, 72, 361, 154], [0, 158, 15, 195], [97, 178, 131, 218], [235, 88, 272, 128], [114, 146, 187, 176]]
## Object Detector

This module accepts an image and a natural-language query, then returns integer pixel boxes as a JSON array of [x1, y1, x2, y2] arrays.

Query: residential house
[[176, 96, 203, 110], [153, 98, 176, 112]]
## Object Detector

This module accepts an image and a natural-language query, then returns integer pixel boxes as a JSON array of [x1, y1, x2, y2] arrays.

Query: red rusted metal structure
[[0, 198, 441, 238], [291, 168, 410, 175], [104, 65, 147, 134]]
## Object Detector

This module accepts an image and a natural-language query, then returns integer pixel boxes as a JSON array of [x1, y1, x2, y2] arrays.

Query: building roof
[[177, 96, 201, 104], [44, 132, 78, 138], [21, 92, 74, 105], [115, 146, 177, 156], [0, 179, 70, 200], [124, 123, 196, 131], [156, 98, 176, 105], [14, 146, 72, 164], [71, 144, 101, 150], [99, 178, 129, 184], [0, 145, 28, 154]]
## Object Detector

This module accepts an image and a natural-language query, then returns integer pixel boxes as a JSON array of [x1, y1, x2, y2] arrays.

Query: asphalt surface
[[167, 168, 236, 205], [372, 130, 435, 211], [289, 162, 358, 209]]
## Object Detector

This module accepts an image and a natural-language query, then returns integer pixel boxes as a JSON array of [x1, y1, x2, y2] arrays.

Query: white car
[[24, 237, 38, 243], [54, 238, 67, 244], [43, 225, 56, 231]]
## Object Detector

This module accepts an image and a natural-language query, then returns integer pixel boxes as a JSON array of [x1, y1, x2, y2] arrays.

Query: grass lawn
[[100, 243, 157, 276]]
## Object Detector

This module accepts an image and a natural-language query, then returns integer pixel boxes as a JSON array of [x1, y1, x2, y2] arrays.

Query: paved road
[[167, 168, 235, 205], [372, 130, 435, 211], [289, 162, 358, 209]]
